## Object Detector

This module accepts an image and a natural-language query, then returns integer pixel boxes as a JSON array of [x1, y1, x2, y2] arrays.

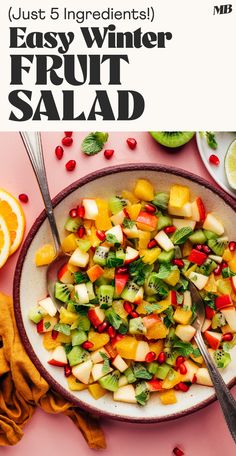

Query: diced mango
[[122, 190, 139, 204], [88, 383, 107, 399], [160, 389, 177, 405], [138, 231, 151, 250], [136, 300, 148, 315], [162, 369, 182, 389], [182, 240, 193, 257], [163, 268, 180, 287], [115, 336, 138, 359], [88, 226, 101, 248], [60, 307, 78, 325], [62, 234, 78, 253], [57, 333, 72, 344], [43, 332, 60, 351], [204, 273, 217, 293], [67, 376, 88, 391], [174, 307, 192, 325], [88, 331, 110, 351], [113, 301, 129, 319], [229, 256, 236, 273], [149, 340, 164, 357], [169, 185, 190, 209], [35, 244, 55, 266], [140, 247, 161, 264], [156, 298, 172, 314], [222, 248, 234, 262], [126, 203, 142, 221], [134, 179, 154, 201], [146, 321, 169, 340], [95, 199, 112, 230]]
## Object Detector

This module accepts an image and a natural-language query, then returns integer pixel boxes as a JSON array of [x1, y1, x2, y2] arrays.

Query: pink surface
[[0, 131, 235, 455]]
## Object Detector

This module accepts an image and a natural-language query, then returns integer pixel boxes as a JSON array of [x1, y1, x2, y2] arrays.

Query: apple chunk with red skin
[[204, 330, 222, 350], [124, 246, 139, 264], [106, 225, 124, 244], [88, 307, 105, 328], [48, 346, 67, 367], [221, 307, 236, 332], [57, 263, 74, 284]]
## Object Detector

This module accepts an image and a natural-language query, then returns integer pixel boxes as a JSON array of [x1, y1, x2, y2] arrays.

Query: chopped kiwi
[[55, 282, 73, 303], [211, 313, 226, 329], [197, 259, 217, 276], [158, 250, 175, 264], [133, 363, 152, 380], [116, 248, 126, 261], [93, 246, 109, 266], [165, 350, 181, 366], [67, 346, 90, 366], [156, 363, 171, 380], [158, 215, 173, 231], [135, 381, 149, 406], [98, 285, 114, 307], [129, 317, 146, 335], [77, 239, 91, 252], [124, 366, 136, 383], [147, 362, 159, 375], [152, 192, 169, 210], [64, 217, 80, 232], [121, 281, 140, 302], [28, 306, 48, 324], [85, 282, 96, 301], [108, 196, 127, 215], [204, 230, 218, 240], [71, 314, 90, 331], [208, 238, 228, 256], [144, 273, 169, 298], [189, 229, 207, 245], [99, 370, 120, 392], [214, 349, 231, 368], [71, 329, 87, 346]]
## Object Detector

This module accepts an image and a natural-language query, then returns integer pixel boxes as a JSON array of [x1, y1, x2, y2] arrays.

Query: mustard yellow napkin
[[0, 293, 106, 449]]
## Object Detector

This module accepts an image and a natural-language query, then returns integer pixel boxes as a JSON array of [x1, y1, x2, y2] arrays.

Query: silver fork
[[20, 132, 69, 307], [189, 280, 236, 443]]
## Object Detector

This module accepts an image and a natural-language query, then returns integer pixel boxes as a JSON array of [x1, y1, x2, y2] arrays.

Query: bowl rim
[[13, 163, 236, 423]]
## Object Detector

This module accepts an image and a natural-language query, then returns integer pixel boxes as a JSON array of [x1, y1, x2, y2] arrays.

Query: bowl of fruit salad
[[14, 164, 236, 422]]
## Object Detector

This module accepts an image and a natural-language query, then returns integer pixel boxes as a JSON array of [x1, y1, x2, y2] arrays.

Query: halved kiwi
[[150, 132, 195, 148]]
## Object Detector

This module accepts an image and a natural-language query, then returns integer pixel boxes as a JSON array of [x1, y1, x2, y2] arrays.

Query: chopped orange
[[95, 198, 112, 230], [121, 190, 139, 204], [62, 233, 78, 252], [88, 383, 107, 399], [138, 231, 151, 250], [67, 376, 88, 391], [35, 243, 56, 266], [88, 331, 110, 351], [160, 389, 177, 405], [149, 340, 164, 357], [0, 215, 10, 268], [126, 203, 142, 221], [0, 189, 25, 255], [43, 332, 60, 351], [87, 264, 104, 282], [115, 336, 138, 359]]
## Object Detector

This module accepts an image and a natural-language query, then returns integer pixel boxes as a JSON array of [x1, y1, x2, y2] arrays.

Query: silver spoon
[[188, 279, 236, 443], [20, 132, 68, 306]]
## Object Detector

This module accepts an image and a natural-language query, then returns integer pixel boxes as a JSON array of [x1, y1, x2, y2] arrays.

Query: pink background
[[0, 132, 235, 455]]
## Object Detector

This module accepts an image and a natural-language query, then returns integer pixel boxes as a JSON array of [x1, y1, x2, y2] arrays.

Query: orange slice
[[0, 189, 25, 255], [0, 215, 11, 267]]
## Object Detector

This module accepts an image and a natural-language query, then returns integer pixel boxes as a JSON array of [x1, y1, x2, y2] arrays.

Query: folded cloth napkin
[[0, 293, 106, 449]]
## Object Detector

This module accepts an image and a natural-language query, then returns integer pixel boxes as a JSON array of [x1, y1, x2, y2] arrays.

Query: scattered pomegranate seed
[[123, 301, 133, 314], [78, 226, 85, 238], [214, 264, 222, 275], [55, 145, 64, 160], [205, 305, 215, 319], [96, 230, 106, 241], [157, 352, 166, 364], [196, 244, 203, 251], [202, 245, 211, 254], [97, 322, 109, 333], [176, 356, 186, 367], [164, 225, 176, 234], [64, 365, 72, 377], [116, 266, 128, 274], [209, 154, 220, 166], [104, 149, 114, 160], [77, 205, 85, 218], [62, 136, 73, 147], [64, 132, 73, 137], [145, 351, 156, 363], [192, 374, 197, 384], [178, 363, 187, 375], [221, 261, 228, 269], [65, 159, 76, 171], [18, 193, 29, 203], [145, 203, 156, 214], [229, 241, 236, 252], [82, 341, 94, 350], [130, 311, 139, 318], [222, 332, 233, 342], [173, 446, 184, 456], [178, 382, 189, 392], [172, 259, 184, 268], [108, 326, 116, 338], [147, 239, 158, 249], [69, 208, 77, 218], [51, 330, 58, 340], [126, 137, 137, 150]]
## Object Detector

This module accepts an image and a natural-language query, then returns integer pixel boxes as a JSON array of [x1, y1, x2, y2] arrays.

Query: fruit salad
[[29, 179, 236, 406]]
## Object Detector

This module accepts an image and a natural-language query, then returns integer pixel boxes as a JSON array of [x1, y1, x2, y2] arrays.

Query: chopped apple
[[183, 290, 192, 309], [37, 316, 58, 334], [209, 255, 223, 264], [204, 330, 222, 349], [168, 203, 192, 217], [191, 197, 206, 222], [203, 213, 224, 236], [201, 319, 212, 333], [112, 355, 128, 373], [90, 347, 110, 364], [48, 346, 67, 367], [88, 307, 105, 328], [175, 324, 196, 342], [196, 367, 213, 386], [92, 363, 113, 381], [136, 211, 157, 231], [173, 218, 196, 230], [113, 385, 137, 404], [134, 341, 150, 361], [72, 360, 93, 384], [180, 360, 199, 382], [133, 287, 144, 304], [74, 283, 89, 304], [57, 263, 74, 284], [82, 199, 99, 220], [69, 247, 89, 268], [189, 271, 209, 290], [123, 225, 139, 239], [38, 296, 57, 317], [110, 210, 126, 226], [124, 246, 139, 264], [154, 230, 174, 252], [231, 276, 236, 293], [221, 307, 236, 332], [115, 273, 129, 296], [106, 225, 123, 244]]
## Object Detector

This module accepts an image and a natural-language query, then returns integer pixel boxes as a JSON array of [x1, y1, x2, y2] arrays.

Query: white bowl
[[14, 164, 236, 422]]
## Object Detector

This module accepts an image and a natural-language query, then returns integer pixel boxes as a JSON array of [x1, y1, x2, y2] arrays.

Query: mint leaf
[[129, 259, 152, 286], [172, 227, 193, 245], [81, 132, 108, 156], [173, 338, 196, 357], [157, 264, 177, 279], [205, 132, 218, 150], [106, 233, 119, 245], [100, 352, 111, 374], [152, 192, 169, 210], [74, 271, 89, 284], [144, 303, 161, 314], [163, 306, 175, 328], [54, 323, 71, 336], [123, 218, 135, 229], [44, 321, 51, 330]]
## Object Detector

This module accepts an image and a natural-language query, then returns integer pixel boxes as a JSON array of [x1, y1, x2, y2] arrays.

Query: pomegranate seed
[[173, 447, 184, 456], [116, 266, 128, 274], [192, 374, 197, 384], [178, 382, 189, 392], [64, 365, 72, 377], [123, 301, 133, 314], [222, 332, 233, 342], [51, 330, 58, 340], [69, 208, 77, 218], [178, 363, 187, 375], [214, 264, 222, 275], [97, 322, 109, 333], [77, 205, 85, 218], [82, 341, 94, 350], [157, 352, 166, 364], [145, 351, 156, 363], [172, 259, 184, 268], [96, 230, 106, 241], [176, 356, 186, 367], [130, 311, 139, 318], [202, 245, 211, 254], [104, 149, 114, 159], [62, 136, 73, 147], [64, 131, 73, 137], [145, 204, 156, 214], [174, 384, 180, 391], [205, 305, 215, 319], [78, 226, 85, 238], [229, 241, 236, 252], [196, 244, 203, 251], [126, 137, 137, 150], [147, 239, 158, 249], [55, 145, 64, 160], [209, 154, 220, 166], [108, 326, 116, 338], [18, 193, 29, 203], [221, 261, 228, 269], [65, 160, 76, 171], [164, 225, 176, 234]]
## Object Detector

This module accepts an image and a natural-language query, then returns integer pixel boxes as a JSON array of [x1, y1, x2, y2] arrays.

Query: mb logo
[[213, 4, 233, 14]]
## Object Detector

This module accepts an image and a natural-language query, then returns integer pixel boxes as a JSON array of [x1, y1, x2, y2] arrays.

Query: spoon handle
[[195, 330, 236, 443], [20, 132, 61, 254]]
